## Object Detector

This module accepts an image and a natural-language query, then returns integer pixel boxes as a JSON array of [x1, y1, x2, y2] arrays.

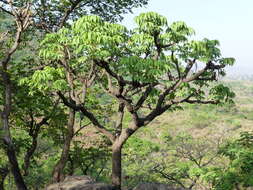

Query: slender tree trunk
[[1, 70, 27, 190], [23, 125, 40, 176], [24, 105, 55, 176], [5, 143, 27, 190], [111, 143, 122, 190], [0, 166, 9, 190], [52, 108, 75, 182]]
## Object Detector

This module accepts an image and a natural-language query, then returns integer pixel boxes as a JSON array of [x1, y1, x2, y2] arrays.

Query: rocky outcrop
[[46, 176, 188, 190], [46, 175, 115, 190], [133, 183, 187, 190]]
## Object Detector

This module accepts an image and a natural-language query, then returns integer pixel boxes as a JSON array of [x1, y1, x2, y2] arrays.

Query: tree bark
[[52, 108, 75, 182], [1, 70, 27, 190], [111, 143, 122, 190], [2, 121, 27, 190], [23, 124, 40, 176]]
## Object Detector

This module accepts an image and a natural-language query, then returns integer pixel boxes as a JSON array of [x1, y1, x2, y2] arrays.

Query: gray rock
[[46, 176, 114, 190], [64, 176, 95, 183]]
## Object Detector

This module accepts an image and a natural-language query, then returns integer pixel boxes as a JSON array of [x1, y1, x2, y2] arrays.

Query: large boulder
[[133, 183, 187, 190], [46, 176, 115, 190]]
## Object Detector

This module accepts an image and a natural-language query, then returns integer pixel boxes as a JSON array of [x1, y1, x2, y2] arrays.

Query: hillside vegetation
[[120, 79, 253, 189], [3, 79, 252, 189]]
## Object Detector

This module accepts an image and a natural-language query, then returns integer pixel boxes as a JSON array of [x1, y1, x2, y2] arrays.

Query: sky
[[121, 0, 253, 76]]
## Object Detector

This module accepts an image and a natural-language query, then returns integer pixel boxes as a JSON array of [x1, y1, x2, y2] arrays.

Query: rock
[[64, 175, 95, 183], [133, 183, 187, 190], [46, 175, 115, 190]]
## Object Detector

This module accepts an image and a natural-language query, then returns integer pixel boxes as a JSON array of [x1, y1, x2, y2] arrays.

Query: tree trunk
[[111, 143, 122, 190], [52, 108, 75, 182], [23, 125, 40, 176], [0, 166, 9, 190], [2, 122, 27, 190], [24, 112, 50, 176], [1, 70, 27, 190]]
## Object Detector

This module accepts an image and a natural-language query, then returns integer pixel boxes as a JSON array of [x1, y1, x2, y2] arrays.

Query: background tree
[[0, 2, 32, 189], [0, 6, 66, 189], [202, 131, 253, 190], [122, 136, 160, 187], [27, 12, 235, 189], [0, 0, 149, 31], [152, 133, 225, 189], [67, 137, 111, 181]]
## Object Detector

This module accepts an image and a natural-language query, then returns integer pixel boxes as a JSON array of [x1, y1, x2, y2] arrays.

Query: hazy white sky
[[121, 0, 253, 75]]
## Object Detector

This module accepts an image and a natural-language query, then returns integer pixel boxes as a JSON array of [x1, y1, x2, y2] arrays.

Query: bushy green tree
[[152, 133, 224, 189], [25, 12, 235, 189], [203, 131, 253, 190]]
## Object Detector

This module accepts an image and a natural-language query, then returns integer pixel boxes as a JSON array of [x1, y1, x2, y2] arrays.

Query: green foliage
[[39, 15, 128, 62], [209, 84, 236, 104], [135, 12, 168, 34], [31, 0, 149, 27], [149, 133, 222, 189], [37, 12, 235, 109], [190, 39, 220, 61], [19, 66, 68, 93], [203, 132, 253, 190], [68, 141, 111, 181], [124, 136, 159, 156], [123, 137, 160, 187], [118, 57, 170, 82]]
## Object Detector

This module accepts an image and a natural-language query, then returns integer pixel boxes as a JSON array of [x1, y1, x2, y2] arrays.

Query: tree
[[26, 12, 235, 189], [52, 108, 76, 182], [0, 0, 149, 31], [203, 131, 253, 190], [31, 0, 149, 30], [0, 3, 32, 189], [152, 133, 224, 189]]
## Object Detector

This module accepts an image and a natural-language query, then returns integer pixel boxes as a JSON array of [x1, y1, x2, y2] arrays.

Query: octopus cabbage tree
[[27, 12, 235, 189]]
